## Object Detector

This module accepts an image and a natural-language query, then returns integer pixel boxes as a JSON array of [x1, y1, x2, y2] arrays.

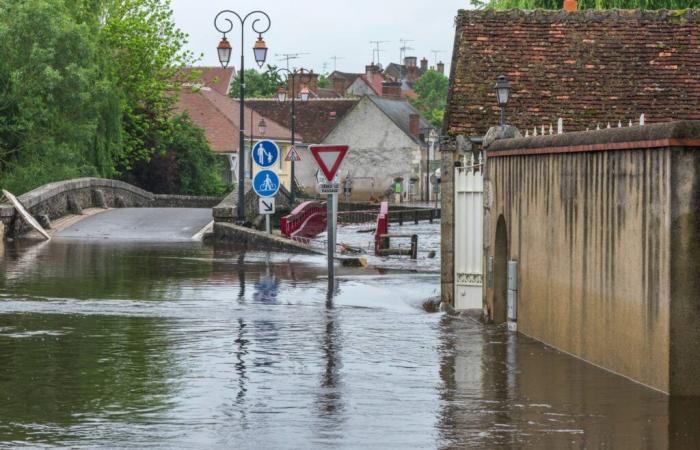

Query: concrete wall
[[0, 178, 222, 238], [295, 96, 423, 202], [482, 121, 700, 395]]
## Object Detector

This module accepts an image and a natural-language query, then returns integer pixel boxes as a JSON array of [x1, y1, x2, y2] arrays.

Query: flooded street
[[0, 238, 697, 449]]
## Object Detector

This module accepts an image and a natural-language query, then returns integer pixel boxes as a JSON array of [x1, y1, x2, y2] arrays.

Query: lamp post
[[215, 10, 271, 223], [275, 67, 313, 204], [248, 113, 267, 176], [495, 74, 510, 127]]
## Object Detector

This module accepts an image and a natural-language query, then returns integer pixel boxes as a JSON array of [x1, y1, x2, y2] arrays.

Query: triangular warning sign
[[285, 146, 302, 162], [309, 145, 349, 181]]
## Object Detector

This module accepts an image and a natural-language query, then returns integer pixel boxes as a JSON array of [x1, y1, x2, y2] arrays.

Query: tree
[[0, 0, 117, 194], [473, 0, 700, 8], [410, 70, 449, 128], [229, 65, 283, 99], [318, 73, 330, 89]]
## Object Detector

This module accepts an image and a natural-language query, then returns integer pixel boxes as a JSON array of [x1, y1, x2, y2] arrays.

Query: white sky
[[170, 0, 475, 75]]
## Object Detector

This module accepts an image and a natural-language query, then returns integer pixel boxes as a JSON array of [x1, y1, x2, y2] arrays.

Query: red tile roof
[[174, 87, 297, 153], [446, 9, 700, 137], [177, 67, 236, 96], [246, 99, 359, 144]]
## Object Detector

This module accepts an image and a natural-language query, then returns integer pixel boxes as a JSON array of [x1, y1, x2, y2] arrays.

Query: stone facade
[[483, 121, 700, 395]]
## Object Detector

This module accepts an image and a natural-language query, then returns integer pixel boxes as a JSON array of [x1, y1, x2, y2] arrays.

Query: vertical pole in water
[[327, 193, 335, 289], [265, 215, 271, 234]]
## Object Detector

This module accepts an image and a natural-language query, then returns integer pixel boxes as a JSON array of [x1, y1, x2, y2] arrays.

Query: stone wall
[[483, 121, 700, 395], [0, 178, 222, 238], [213, 222, 321, 255]]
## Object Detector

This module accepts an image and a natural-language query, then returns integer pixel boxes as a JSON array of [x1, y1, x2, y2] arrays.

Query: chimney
[[332, 76, 346, 95], [409, 113, 420, 136], [365, 63, 379, 78], [436, 61, 445, 75], [405, 56, 418, 82], [563, 0, 577, 11], [404, 56, 417, 68], [420, 57, 428, 72], [381, 80, 402, 99]]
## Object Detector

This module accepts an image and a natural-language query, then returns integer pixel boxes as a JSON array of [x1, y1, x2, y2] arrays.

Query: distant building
[[175, 68, 298, 188], [319, 92, 434, 202]]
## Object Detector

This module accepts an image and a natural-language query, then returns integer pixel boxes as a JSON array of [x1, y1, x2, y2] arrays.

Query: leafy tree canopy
[[473, 0, 700, 8], [410, 70, 449, 128], [0, 0, 226, 196], [229, 65, 283, 99]]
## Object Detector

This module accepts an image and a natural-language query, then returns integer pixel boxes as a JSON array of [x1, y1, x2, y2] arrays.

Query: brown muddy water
[[0, 238, 697, 449]]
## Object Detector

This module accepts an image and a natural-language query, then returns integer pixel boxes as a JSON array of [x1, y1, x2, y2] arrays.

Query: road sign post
[[252, 140, 281, 234], [309, 145, 349, 283]]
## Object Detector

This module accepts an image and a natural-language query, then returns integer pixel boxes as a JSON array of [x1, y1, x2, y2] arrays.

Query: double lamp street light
[[215, 9, 270, 223]]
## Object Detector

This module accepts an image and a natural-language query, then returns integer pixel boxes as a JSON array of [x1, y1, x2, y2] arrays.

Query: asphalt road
[[55, 208, 213, 241]]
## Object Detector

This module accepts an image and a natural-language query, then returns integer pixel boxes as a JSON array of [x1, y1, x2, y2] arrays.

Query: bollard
[[414, 210, 418, 225], [399, 211, 403, 226], [410, 234, 418, 259], [429, 209, 434, 224]]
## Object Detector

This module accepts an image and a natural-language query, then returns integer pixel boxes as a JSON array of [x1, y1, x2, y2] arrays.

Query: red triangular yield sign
[[309, 145, 349, 181]]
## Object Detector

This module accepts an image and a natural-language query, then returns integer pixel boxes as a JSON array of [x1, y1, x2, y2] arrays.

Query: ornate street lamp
[[276, 86, 287, 103], [258, 118, 267, 136], [299, 85, 311, 103], [495, 74, 510, 127], [214, 9, 271, 223], [275, 67, 314, 204]]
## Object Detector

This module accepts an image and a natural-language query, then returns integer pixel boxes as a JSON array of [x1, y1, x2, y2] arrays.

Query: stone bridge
[[0, 178, 222, 241]]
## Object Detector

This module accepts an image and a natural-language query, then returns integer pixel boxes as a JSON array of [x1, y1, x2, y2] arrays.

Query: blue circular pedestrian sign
[[252, 139, 279, 168], [253, 169, 280, 198]]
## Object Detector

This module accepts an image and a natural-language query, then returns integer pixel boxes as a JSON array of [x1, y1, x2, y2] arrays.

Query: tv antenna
[[369, 40, 389, 65], [330, 55, 344, 72], [430, 50, 445, 65], [399, 38, 415, 62], [275, 52, 310, 70]]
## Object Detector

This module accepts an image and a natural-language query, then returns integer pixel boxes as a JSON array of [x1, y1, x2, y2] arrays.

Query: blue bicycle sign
[[252, 139, 280, 168], [253, 170, 280, 198]]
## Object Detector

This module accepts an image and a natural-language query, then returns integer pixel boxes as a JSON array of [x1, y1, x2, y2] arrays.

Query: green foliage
[[0, 0, 224, 196], [0, 0, 115, 193], [121, 112, 227, 195], [410, 70, 449, 128], [318, 74, 330, 89], [229, 65, 284, 99], [472, 0, 700, 8]]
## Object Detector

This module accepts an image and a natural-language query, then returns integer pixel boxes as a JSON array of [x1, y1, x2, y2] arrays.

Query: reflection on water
[[0, 240, 697, 449]]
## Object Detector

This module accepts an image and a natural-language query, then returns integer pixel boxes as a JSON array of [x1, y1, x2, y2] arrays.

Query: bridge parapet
[[1, 178, 222, 238]]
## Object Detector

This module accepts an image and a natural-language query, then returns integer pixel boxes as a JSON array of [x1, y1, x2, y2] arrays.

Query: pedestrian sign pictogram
[[252, 140, 280, 168], [253, 169, 280, 198], [285, 146, 301, 162], [309, 145, 349, 182]]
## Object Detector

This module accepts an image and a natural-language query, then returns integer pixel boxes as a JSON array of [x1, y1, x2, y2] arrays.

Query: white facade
[[454, 165, 483, 310], [295, 96, 424, 202]]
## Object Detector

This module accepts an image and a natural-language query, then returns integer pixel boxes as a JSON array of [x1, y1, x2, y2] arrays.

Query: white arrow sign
[[259, 197, 275, 215]]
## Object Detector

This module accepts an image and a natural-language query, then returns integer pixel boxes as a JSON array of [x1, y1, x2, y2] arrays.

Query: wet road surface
[[0, 239, 697, 449], [55, 208, 212, 241]]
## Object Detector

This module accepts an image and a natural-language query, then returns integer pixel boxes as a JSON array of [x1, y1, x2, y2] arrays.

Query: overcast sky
[[170, 0, 475, 75]]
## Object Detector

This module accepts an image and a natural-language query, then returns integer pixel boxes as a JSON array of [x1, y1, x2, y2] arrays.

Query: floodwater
[[0, 238, 698, 449]]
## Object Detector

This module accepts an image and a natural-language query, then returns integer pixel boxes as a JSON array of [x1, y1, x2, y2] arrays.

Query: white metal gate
[[454, 166, 483, 310]]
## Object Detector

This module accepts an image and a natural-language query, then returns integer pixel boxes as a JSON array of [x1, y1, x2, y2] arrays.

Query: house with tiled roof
[[441, 7, 700, 326], [175, 83, 298, 188], [178, 66, 236, 96], [315, 90, 434, 202]]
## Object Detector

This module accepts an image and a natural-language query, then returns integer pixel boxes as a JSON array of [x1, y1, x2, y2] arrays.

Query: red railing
[[280, 201, 327, 238], [374, 201, 389, 254]]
